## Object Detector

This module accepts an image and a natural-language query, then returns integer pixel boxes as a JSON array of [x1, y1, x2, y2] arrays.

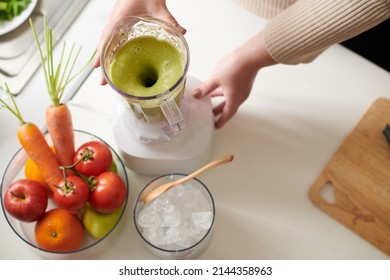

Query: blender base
[[112, 77, 214, 175]]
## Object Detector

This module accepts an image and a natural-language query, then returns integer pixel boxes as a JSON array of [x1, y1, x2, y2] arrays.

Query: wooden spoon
[[142, 154, 234, 204]]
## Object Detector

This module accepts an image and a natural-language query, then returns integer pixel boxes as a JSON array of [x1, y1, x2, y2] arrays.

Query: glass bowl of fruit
[[0, 130, 129, 259]]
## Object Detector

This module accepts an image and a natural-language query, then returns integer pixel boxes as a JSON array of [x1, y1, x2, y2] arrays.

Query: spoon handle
[[172, 154, 234, 187], [142, 154, 234, 204]]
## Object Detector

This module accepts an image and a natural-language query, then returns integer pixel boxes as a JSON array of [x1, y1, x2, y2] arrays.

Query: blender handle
[[160, 98, 186, 134]]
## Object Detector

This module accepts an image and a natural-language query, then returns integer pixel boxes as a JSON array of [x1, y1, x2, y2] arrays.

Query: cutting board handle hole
[[319, 181, 336, 204]]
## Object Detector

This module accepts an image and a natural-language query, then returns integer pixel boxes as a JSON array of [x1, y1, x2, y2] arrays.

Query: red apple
[[3, 179, 48, 222]]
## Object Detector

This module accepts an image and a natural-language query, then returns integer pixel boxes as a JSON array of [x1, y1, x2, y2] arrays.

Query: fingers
[[99, 73, 108, 86], [192, 81, 236, 129], [212, 101, 224, 116], [93, 53, 101, 68], [154, 4, 186, 34], [93, 51, 107, 85], [192, 79, 219, 98], [94, 46, 107, 85], [93, 25, 111, 85], [93, 23, 112, 68], [163, 14, 186, 34], [215, 108, 233, 129], [213, 99, 237, 129]]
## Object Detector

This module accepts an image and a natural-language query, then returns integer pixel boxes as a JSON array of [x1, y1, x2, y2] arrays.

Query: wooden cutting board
[[309, 97, 390, 256]]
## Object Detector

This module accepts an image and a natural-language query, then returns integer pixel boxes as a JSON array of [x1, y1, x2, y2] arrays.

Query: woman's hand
[[192, 31, 276, 128]]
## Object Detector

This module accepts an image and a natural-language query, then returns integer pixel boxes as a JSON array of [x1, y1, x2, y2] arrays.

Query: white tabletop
[[1, 0, 390, 260]]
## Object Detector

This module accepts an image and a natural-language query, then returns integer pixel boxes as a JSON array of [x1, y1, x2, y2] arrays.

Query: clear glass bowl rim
[[133, 173, 216, 254], [0, 129, 130, 256]]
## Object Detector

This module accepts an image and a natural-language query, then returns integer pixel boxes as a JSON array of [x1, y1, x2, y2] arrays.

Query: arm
[[263, 0, 390, 64], [194, 0, 390, 128]]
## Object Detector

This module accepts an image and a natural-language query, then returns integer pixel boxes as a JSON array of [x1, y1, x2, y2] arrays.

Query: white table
[[1, 0, 389, 259]]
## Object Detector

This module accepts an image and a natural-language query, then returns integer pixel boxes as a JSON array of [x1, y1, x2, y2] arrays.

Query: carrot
[[17, 122, 63, 191], [45, 104, 75, 171], [0, 83, 62, 192], [29, 17, 96, 171]]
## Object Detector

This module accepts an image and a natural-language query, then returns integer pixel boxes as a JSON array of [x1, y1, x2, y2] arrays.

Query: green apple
[[108, 158, 117, 173], [82, 203, 123, 239]]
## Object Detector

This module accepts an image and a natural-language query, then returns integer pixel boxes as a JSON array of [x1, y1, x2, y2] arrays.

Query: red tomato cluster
[[52, 140, 127, 214]]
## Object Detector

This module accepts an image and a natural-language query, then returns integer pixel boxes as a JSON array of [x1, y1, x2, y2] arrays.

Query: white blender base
[[112, 76, 214, 175]]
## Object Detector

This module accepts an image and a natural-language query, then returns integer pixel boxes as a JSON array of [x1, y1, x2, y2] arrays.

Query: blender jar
[[101, 16, 190, 142]]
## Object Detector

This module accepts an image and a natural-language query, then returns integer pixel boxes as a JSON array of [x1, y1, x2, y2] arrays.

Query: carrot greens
[[29, 17, 96, 106], [0, 82, 25, 125]]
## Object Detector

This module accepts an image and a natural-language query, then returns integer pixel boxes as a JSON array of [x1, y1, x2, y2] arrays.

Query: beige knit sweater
[[233, 0, 390, 64]]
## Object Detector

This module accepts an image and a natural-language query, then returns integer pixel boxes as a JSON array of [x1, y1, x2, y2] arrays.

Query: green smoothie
[[109, 36, 184, 100]]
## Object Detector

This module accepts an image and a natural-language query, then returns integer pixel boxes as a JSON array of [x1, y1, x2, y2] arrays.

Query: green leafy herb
[[29, 17, 96, 106], [0, 0, 31, 21]]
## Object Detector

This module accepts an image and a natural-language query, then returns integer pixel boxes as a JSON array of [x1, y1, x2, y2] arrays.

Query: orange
[[25, 157, 47, 186], [35, 208, 84, 253], [25, 146, 55, 195]]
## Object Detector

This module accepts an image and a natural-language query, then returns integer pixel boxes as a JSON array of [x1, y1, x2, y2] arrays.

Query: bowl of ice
[[133, 173, 215, 259]]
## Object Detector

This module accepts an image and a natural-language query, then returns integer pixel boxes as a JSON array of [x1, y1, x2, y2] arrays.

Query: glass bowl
[[133, 173, 215, 259], [0, 130, 129, 259]]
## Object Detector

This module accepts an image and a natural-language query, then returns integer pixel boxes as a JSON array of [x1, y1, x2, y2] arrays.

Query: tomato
[[73, 141, 113, 177], [53, 175, 90, 212], [89, 172, 127, 214]]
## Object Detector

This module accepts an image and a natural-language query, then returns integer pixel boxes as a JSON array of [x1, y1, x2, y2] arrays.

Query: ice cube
[[161, 205, 182, 227], [138, 210, 162, 228], [191, 211, 213, 230], [142, 227, 164, 246], [167, 183, 195, 210], [162, 201, 175, 214], [164, 227, 183, 246], [149, 195, 170, 212]]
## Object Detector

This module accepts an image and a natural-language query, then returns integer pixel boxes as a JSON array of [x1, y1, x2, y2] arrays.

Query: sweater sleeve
[[262, 0, 390, 64]]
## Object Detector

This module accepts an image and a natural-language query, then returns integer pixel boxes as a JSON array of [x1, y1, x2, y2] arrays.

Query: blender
[[101, 16, 213, 175]]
